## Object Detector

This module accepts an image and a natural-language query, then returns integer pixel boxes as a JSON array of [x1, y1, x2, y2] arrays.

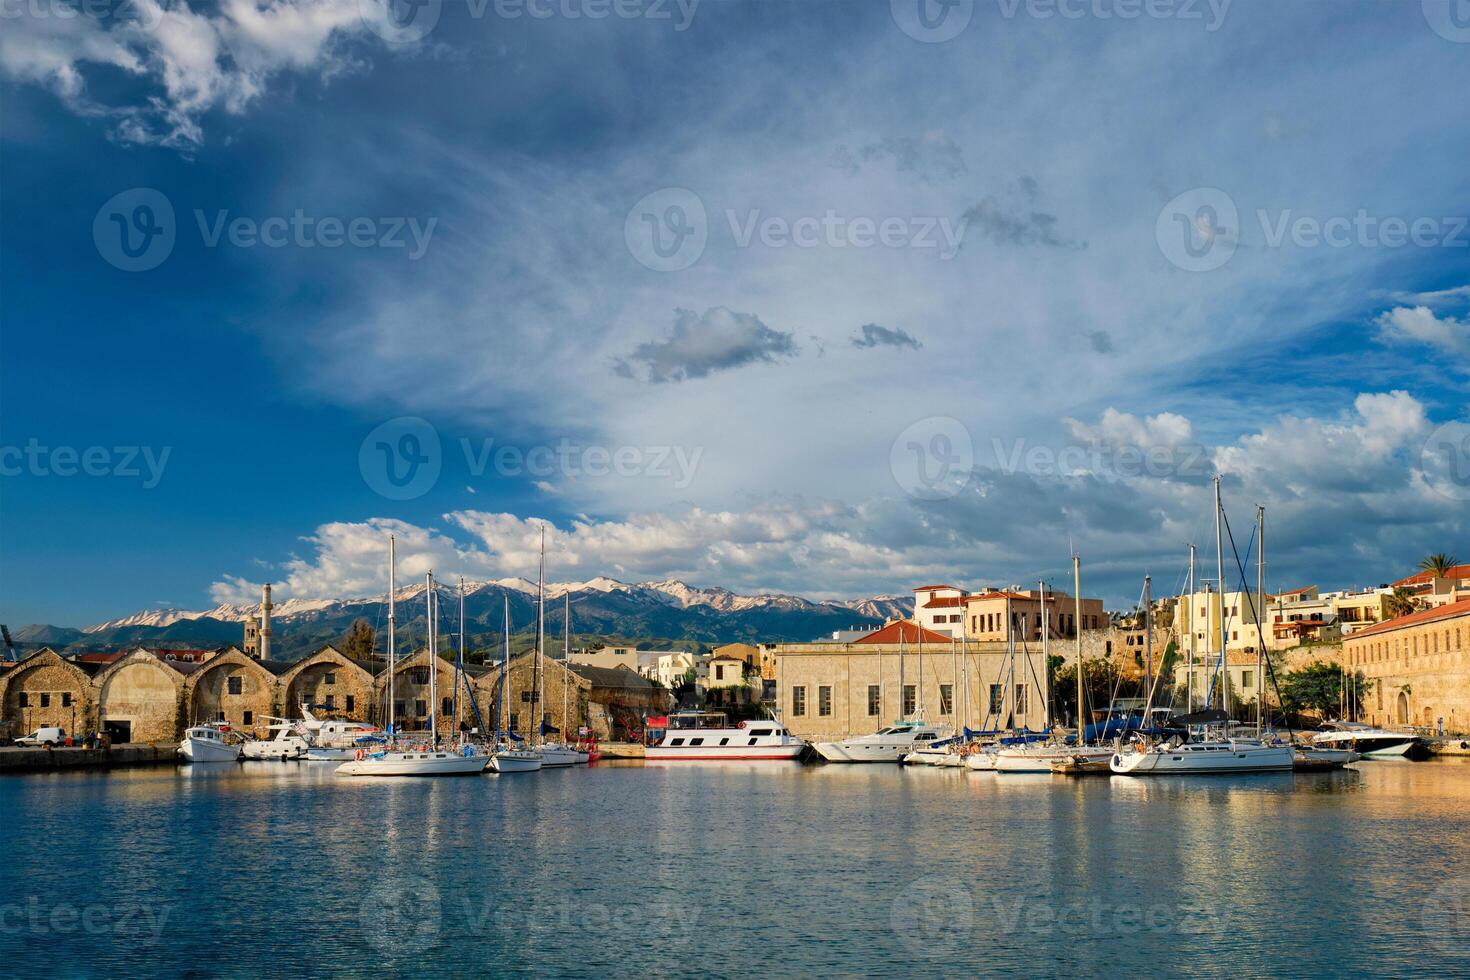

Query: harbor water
[[4, 760, 1470, 977]]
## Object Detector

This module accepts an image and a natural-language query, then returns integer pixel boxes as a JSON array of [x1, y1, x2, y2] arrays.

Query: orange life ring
[[967, 743, 980, 756], [355, 749, 365, 761]]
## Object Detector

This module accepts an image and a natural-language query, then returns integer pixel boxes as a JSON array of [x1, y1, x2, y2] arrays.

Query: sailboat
[[538, 592, 590, 767], [490, 595, 542, 774], [1110, 479, 1293, 776], [337, 542, 489, 776]]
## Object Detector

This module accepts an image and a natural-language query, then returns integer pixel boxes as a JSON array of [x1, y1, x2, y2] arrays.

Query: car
[[15, 726, 66, 747]]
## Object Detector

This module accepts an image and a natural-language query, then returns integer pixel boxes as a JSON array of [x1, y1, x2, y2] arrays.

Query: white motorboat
[[646, 712, 806, 761], [902, 743, 967, 767], [1294, 746, 1360, 770], [240, 718, 310, 760], [297, 706, 381, 760], [963, 744, 999, 771], [994, 743, 1113, 773], [1109, 736, 1294, 775], [336, 744, 489, 776], [1310, 724, 1420, 758], [180, 723, 242, 763], [814, 720, 950, 764], [489, 747, 543, 773]]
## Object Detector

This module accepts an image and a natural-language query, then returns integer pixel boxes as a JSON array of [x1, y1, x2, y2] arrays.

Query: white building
[[913, 584, 968, 638], [638, 651, 709, 690]]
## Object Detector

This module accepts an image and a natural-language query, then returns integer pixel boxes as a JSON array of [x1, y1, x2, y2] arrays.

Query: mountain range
[[11, 579, 912, 661]]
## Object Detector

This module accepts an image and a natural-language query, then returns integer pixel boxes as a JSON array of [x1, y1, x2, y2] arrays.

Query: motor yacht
[[240, 718, 310, 760], [813, 720, 949, 763], [1310, 723, 1421, 758], [646, 712, 806, 761]]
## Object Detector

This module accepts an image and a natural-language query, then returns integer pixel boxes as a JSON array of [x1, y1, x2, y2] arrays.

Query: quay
[[0, 743, 179, 773]]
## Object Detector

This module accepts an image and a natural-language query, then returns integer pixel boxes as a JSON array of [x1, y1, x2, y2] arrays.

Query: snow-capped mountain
[[71, 578, 912, 655]]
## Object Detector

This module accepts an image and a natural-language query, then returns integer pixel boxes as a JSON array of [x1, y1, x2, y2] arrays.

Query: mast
[[427, 572, 438, 742], [388, 535, 397, 735], [1256, 506, 1266, 737], [1039, 580, 1050, 729], [457, 576, 466, 736], [1143, 575, 1153, 719], [1214, 476, 1228, 719], [535, 525, 545, 746], [1005, 592, 1015, 729], [1187, 545, 1196, 713], [898, 625, 906, 721], [950, 633, 958, 731], [563, 592, 571, 743], [1073, 555, 1084, 742], [501, 597, 511, 738]]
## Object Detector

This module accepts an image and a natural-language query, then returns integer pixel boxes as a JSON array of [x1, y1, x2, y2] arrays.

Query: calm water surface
[[4, 759, 1470, 978]]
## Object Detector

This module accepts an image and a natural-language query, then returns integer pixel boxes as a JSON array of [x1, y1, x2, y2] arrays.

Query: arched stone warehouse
[[0, 649, 96, 738], [184, 650, 282, 738], [280, 646, 375, 722], [93, 650, 187, 744]]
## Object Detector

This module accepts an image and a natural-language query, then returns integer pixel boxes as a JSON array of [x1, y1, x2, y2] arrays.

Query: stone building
[[711, 643, 761, 669], [962, 588, 1106, 643], [567, 664, 668, 740], [183, 647, 284, 737], [279, 646, 375, 721], [476, 652, 592, 738], [0, 649, 97, 738], [1344, 597, 1470, 732], [93, 648, 188, 744], [375, 649, 464, 734], [774, 621, 1052, 741]]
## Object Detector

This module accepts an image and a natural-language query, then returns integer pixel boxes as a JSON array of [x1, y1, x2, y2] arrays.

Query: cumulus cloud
[[850, 323, 921, 351], [615, 307, 799, 384], [209, 574, 264, 605], [1063, 408, 1196, 451], [1375, 305, 1469, 355], [0, 0, 376, 147]]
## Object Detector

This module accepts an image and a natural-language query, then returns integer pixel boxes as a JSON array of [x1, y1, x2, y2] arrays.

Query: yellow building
[[1343, 597, 1470, 732], [1174, 588, 1273, 654], [774, 621, 1051, 741], [962, 588, 1106, 642]]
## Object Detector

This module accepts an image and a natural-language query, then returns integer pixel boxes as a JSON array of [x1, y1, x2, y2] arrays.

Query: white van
[[16, 727, 66, 747]]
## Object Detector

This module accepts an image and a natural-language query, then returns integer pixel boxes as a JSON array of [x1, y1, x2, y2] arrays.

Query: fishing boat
[[646, 711, 806, 761], [489, 595, 542, 774], [337, 544, 489, 777], [180, 722, 242, 763], [1310, 723, 1420, 758], [814, 720, 950, 763]]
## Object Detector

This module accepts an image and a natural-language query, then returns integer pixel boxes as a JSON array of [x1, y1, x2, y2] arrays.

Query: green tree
[[1052, 658, 1135, 726], [1384, 587, 1421, 619], [1279, 660, 1372, 718], [340, 618, 376, 660], [1418, 553, 1459, 576]]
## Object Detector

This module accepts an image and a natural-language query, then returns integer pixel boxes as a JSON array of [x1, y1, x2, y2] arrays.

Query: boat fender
[[355, 749, 366, 761]]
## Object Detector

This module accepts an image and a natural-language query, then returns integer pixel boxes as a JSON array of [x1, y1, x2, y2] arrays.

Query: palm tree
[[1384, 587, 1421, 619], [1418, 553, 1460, 577]]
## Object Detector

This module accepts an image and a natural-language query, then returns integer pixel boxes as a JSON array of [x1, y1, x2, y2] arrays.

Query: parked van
[[15, 727, 66, 747]]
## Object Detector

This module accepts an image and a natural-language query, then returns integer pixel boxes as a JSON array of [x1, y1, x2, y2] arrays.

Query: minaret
[[260, 583, 274, 661]]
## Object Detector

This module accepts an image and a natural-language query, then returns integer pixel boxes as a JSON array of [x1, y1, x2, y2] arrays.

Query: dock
[[595, 742, 646, 760], [0, 743, 179, 773]]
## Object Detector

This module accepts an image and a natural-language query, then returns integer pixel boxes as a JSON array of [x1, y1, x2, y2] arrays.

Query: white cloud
[[1375, 305, 1469, 356], [1063, 409, 1195, 450], [209, 573, 264, 605]]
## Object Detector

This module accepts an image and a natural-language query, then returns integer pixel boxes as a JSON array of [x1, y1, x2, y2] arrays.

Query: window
[[394, 700, 406, 719], [818, 686, 833, 716], [792, 686, 807, 716], [902, 685, 916, 716], [715, 665, 725, 681], [40, 693, 51, 708], [18, 693, 27, 707], [1241, 670, 1254, 690], [442, 698, 453, 718], [940, 684, 953, 715], [989, 684, 1003, 714], [324, 672, 336, 685], [1105, 641, 1112, 655], [227, 676, 242, 696], [415, 700, 427, 717], [324, 695, 336, 710], [242, 711, 254, 726], [1015, 684, 1029, 715], [510, 713, 519, 731], [62, 692, 72, 707], [669, 738, 684, 746], [346, 695, 356, 712], [867, 685, 881, 716], [521, 690, 532, 703], [689, 738, 704, 746], [412, 668, 430, 685]]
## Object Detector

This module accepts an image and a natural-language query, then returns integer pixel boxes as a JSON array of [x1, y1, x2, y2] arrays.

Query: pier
[[0, 743, 179, 773]]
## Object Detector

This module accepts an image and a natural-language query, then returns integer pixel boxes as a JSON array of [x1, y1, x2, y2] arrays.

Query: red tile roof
[[912, 584, 961, 592], [963, 591, 1057, 603], [922, 596, 967, 608], [1277, 585, 1317, 596], [1393, 565, 1470, 588], [853, 621, 955, 645], [1346, 597, 1470, 640]]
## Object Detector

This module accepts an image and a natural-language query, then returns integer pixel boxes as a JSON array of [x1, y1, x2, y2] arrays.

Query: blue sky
[[2, 0, 1468, 626]]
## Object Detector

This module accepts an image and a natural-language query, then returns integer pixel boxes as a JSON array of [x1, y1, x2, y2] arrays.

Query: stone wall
[[186, 654, 278, 737], [1, 657, 95, 736], [281, 649, 374, 722], [96, 656, 185, 743], [476, 654, 590, 738]]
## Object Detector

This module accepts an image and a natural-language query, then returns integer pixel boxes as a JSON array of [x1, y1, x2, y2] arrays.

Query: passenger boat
[[813, 720, 949, 763], [180, 723, 242, 763], [646, 711, 806, 761], [1310, 723, 1420, 758], [1109, 736, 1294, 775]]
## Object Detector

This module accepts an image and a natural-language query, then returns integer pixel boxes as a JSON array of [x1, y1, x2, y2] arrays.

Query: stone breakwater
[[0, 744, 179, 773]]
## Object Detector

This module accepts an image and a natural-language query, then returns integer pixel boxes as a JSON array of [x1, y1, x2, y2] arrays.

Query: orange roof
[[963, 591, 1057, 603], [1277, 585, 1316, 596], [1346, 597, 1470, 640], [1393, 565, 1470, 588], [853, 621, 954, 645], [913, 584, 961, 592], [922, 596, 967, 608]]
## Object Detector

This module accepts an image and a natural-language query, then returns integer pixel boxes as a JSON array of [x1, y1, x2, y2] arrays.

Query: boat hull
[[647, 743, 804, 762], [489, 751, 543, 773], [180, 737, 241, 763], [1110, 743, 1294, 775], [995, 746, 1112, 774], [537, 746, 591, 767], [335, 751, 488, 776], [241, 739, 308, 760], [814, 742, 913, 763]]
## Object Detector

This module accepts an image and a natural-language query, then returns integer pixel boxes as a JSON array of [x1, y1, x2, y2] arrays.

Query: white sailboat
[[538, 587, 590, 767], [337, 542, 488, 777], [490, 595, 543, 774]]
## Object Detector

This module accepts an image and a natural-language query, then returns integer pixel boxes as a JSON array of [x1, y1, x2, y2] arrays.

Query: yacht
[[813, 720, 949, 763], [299, 705, 381, 761], [180, 723, 242, 763], [489, 743, 543, 773], [646, 712, 806, 761], [994, 743, 1114, 774], [240, 718, 309, 760], [1310, 723, 1421, 758], [963, 743, 1000, 771], [902, 740, 968, 767], [1109, 736, 1294, 775], [336, 743, 489, 776]]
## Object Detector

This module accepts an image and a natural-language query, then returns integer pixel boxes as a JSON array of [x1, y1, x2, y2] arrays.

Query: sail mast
[[535, 524, 545, 746], [563, 592, 571, 743], [1039, 579, 1049, 729], [1073, 555, 1084, 743], [1187, 545, 1196, 714], [457, 576, 466, 736], [388, 534, 396, 735], [1214, 476, 1228, 718], [1257, 506, 1266, 737], [427, 572, 437, 742], [501, 596, 511, 737], [1143, 575, 1153, 720]]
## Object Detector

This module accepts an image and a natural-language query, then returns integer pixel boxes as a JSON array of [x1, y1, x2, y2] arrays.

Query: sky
[[1, 0, 1468, 627]]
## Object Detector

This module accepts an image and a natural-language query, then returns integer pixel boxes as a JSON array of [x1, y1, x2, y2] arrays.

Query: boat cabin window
[[689, 738, 704, 746], [668, 738, 685, 746], [749, 729, 772, 737], [916, 733, 937, 741], [719, 738, 730, 746]]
